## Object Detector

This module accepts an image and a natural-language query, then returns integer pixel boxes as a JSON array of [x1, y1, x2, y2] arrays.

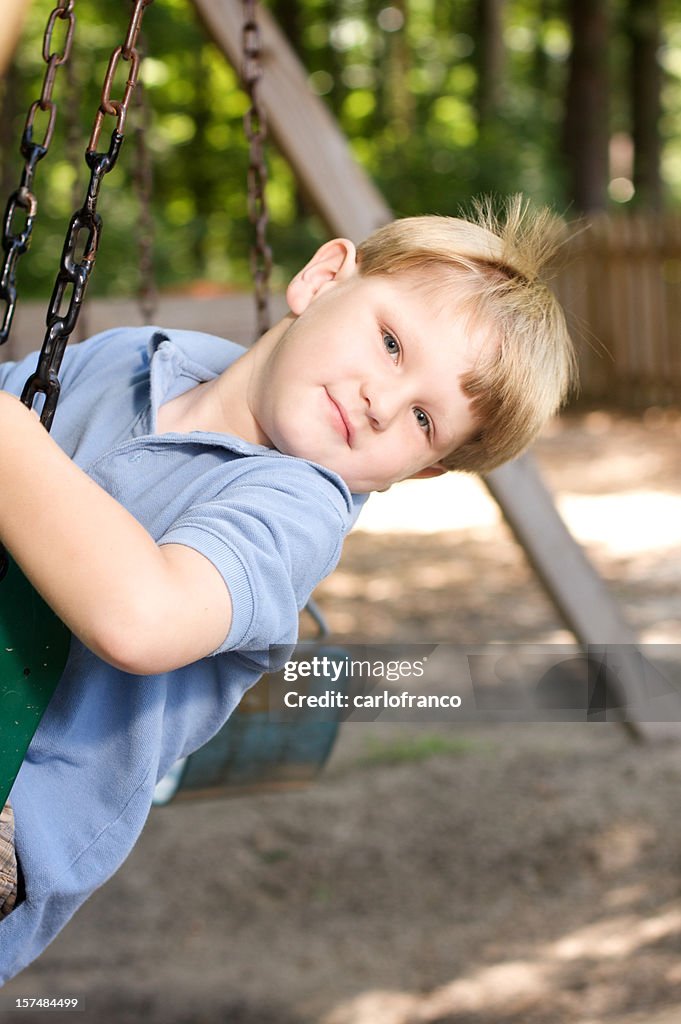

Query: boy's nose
[[361, 383, 402, 430]]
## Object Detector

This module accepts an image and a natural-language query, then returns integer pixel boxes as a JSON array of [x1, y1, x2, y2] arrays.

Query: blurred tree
[[3, 0, 680, 302], [563, 0, 610, 211], [627, 0, 663, 208], [383, 0, 415, 139], [475, 0, 506, 126]]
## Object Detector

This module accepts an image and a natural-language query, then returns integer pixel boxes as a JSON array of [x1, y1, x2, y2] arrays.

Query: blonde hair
[[356, 195, 578, 474]]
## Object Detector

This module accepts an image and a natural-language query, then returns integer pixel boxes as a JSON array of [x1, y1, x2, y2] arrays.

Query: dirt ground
[[2, 409, 681, 1024]]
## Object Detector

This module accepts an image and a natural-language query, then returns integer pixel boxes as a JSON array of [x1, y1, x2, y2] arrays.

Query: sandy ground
[[2, 408, 681, 1024]]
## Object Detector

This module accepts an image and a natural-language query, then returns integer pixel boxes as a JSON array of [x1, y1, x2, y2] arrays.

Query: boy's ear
[[286, 238, 357, 315], [406, 463, 448, 481]]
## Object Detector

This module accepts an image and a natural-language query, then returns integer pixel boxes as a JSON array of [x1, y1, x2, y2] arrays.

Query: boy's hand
[[0, 394, 232, 673]]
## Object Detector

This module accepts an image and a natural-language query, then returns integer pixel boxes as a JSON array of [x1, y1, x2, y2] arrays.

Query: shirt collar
[[145, 330, 368, 518], [147, 329, 268, 457]]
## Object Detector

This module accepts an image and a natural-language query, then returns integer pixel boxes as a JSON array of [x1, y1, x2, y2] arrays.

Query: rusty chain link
[[242, 0, 272, 339], [0, 0, 76, 347], [21, 0, 154, 430]]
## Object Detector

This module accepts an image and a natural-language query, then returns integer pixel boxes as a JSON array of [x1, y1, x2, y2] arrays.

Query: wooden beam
[[484, 456, 681, 739], [484, 455, 632, 648], [190, 0, 392, 243], [0, 0, 31, 78]]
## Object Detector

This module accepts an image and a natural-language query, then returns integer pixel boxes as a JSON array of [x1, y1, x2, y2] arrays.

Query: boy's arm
[[0, 392, 232, 674]]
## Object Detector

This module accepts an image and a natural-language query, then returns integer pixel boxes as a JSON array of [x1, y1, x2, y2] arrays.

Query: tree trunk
[[475, 0, 506, 128], [382, 0, 414, 139], [563, 0, 610, 212], [628, 0, 662, 209]]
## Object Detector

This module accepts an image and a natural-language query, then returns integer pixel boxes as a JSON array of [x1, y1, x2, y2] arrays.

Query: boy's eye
[[414, 408, 432, 434], [383, 332, 400, 360]]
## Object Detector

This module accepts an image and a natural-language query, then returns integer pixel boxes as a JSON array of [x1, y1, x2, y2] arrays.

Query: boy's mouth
[[325, 388, 353, 446]]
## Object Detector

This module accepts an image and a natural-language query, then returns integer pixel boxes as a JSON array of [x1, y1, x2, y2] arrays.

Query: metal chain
[[242, 0, 272, 339], [21, 0, 154, 430], [0, 0, 77, 347]]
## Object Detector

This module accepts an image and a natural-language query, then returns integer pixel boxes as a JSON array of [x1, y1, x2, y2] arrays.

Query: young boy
[[0, 196, 576, 979]]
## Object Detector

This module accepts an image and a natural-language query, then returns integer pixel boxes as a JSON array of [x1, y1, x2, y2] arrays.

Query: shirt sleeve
[[0, 327, 147, 399], [0, 348, 42, 396], [156, 459, 352, 658]]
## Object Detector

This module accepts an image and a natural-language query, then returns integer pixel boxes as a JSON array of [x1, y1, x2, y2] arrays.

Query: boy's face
[[248, 241, 493, 493]]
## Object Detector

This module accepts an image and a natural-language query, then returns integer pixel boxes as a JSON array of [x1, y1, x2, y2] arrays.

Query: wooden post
[[0, 0, 31, 78]]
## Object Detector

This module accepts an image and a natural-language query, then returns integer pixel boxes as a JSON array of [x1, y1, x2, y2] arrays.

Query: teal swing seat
[[153, 640, 348, 805]]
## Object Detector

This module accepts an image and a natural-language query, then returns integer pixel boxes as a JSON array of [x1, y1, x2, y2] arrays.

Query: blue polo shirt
[[0, 327, 365, 981]]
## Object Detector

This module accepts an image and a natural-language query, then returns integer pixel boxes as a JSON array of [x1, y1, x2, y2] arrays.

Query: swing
[[0, 0, 345, 809]]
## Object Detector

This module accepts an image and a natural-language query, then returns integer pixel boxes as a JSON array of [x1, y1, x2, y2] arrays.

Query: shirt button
[[128, 451, 144, 463]]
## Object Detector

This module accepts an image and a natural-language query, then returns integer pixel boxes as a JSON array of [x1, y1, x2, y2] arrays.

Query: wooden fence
[[554, 213, 681, 408]]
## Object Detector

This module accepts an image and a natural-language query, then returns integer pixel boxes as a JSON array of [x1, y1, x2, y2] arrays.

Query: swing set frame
[[0, 1, 679, 813]]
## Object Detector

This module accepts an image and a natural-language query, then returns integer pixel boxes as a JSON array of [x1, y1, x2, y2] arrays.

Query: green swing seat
[[0, 550, 343, 807], [0, 554, 71, 807]]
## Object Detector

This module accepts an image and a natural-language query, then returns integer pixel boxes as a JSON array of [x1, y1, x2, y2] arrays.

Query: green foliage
[[2, 0, 680, 304], [3, 0, 255, 300]]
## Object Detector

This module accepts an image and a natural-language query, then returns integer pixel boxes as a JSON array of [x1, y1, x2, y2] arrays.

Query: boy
[[0, 196, 576, 979]]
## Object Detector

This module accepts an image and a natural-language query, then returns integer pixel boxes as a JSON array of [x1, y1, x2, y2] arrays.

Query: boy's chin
[[336, 474, 394, 494], [328, 464, 414, 493], [322, 468, 379, 494]]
